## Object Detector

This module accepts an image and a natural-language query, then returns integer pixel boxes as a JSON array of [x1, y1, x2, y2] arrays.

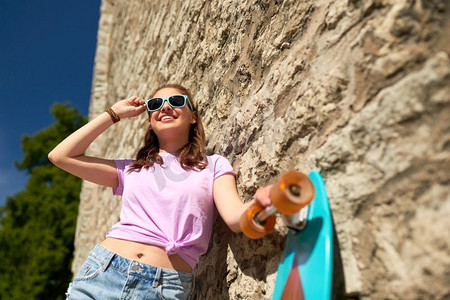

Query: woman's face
[[148, 87, 197, 139]]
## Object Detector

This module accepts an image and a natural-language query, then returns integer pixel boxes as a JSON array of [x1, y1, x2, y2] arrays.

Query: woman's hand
[[111, 96, 147, 119], [253, 184, 273, 207]]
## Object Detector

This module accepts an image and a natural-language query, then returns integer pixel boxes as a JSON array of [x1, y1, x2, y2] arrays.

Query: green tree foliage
[[0, 103, 87, 300]]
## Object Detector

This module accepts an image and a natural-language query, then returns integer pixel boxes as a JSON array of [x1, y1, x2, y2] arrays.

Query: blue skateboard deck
[[272, 171, 333, 300]]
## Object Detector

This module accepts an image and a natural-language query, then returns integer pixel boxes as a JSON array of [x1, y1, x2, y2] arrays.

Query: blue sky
[[0, 0, 101, 206]]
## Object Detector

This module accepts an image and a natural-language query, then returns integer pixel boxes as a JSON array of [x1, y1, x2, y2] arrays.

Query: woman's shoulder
[[206, 153, 229, 162], [206, 154, 234, 168], [113, 159, 136, 169], [114, 158, 136, 163], [205, 154, 235, 176]]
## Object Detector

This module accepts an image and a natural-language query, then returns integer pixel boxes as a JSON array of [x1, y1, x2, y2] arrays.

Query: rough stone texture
[[73, 0, 450, 298]]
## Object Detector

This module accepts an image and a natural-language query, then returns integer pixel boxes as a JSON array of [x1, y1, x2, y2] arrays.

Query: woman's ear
[[191, 112, 198, 124]]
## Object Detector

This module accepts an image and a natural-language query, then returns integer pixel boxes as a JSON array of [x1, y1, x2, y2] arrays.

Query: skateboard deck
[[272, 171, 333, 300]]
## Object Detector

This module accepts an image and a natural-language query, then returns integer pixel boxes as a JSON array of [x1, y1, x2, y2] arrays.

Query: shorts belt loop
[[101, 252, 115, 272], [153, 267, 162, 288]]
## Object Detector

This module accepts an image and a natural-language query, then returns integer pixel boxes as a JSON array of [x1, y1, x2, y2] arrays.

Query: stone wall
[[73, 0, 450, 298]]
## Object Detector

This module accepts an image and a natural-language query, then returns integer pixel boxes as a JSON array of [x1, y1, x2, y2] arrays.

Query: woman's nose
[[160, 101, 172, 112]]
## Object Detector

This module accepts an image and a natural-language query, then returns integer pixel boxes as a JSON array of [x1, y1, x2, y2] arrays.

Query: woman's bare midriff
[[100, 238, 192, 273]]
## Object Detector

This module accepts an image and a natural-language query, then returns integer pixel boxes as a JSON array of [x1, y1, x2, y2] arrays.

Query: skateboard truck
[[252, 204, 309, 232], [240, 171, 315, 239], [283, 205, 309, 232]]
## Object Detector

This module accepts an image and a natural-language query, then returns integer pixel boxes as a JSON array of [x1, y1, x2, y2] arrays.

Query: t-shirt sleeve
[[113, 159, 134, 195], [213, 155, 236, 179]]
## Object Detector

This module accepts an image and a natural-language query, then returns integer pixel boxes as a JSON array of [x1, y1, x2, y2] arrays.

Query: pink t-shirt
[[106, 153, 235, 269]]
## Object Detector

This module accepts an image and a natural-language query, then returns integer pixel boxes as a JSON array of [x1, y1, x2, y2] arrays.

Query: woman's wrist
[[105, 107, 120, 123]]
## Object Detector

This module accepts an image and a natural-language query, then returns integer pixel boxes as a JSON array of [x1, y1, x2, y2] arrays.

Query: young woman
[[49, 84, 271, 299]]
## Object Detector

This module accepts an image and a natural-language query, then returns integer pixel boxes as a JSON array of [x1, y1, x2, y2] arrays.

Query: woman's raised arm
[[48, 96, 146, 187]]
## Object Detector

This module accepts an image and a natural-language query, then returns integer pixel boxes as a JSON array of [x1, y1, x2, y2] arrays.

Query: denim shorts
[[66, 244, 194, 300]]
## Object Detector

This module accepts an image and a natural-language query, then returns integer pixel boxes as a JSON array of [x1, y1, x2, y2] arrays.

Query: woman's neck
[[158, 137, 189, 154]]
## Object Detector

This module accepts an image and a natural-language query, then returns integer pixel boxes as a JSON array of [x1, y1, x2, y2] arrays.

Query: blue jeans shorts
[[66, 244, 194, 299]]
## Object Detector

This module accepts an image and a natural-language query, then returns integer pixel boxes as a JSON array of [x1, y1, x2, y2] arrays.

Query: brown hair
[[128, 84, 208, 172]]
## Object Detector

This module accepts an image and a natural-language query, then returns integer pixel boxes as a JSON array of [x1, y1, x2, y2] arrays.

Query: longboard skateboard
[[240, 171, 333, 299]]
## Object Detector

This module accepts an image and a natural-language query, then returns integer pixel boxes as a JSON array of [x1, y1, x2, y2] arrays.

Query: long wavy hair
[[127, 84, 208, 172]]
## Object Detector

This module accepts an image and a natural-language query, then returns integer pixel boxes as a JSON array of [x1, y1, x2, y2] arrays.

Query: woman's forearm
[[48, 111, 114, 164], [47, 97, 146, 186]]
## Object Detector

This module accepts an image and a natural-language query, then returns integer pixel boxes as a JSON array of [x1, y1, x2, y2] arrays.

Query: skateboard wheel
[[240, 202, 276, 239], [270, 171, 315, 215]]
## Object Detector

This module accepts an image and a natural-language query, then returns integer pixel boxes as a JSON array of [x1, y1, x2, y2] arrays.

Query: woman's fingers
[[253, 184, 273, 207], [112, 97, 146, 118]]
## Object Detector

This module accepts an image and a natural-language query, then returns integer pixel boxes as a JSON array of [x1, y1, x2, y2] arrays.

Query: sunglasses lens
[[169, 95, 186, 107], [147, 98, 163, 111]]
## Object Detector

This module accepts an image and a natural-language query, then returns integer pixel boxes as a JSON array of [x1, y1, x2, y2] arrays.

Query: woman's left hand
[[253, 184, 273, 207]]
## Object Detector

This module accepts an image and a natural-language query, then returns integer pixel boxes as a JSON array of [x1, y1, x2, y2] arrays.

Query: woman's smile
[[159, 114, 177, 122]]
